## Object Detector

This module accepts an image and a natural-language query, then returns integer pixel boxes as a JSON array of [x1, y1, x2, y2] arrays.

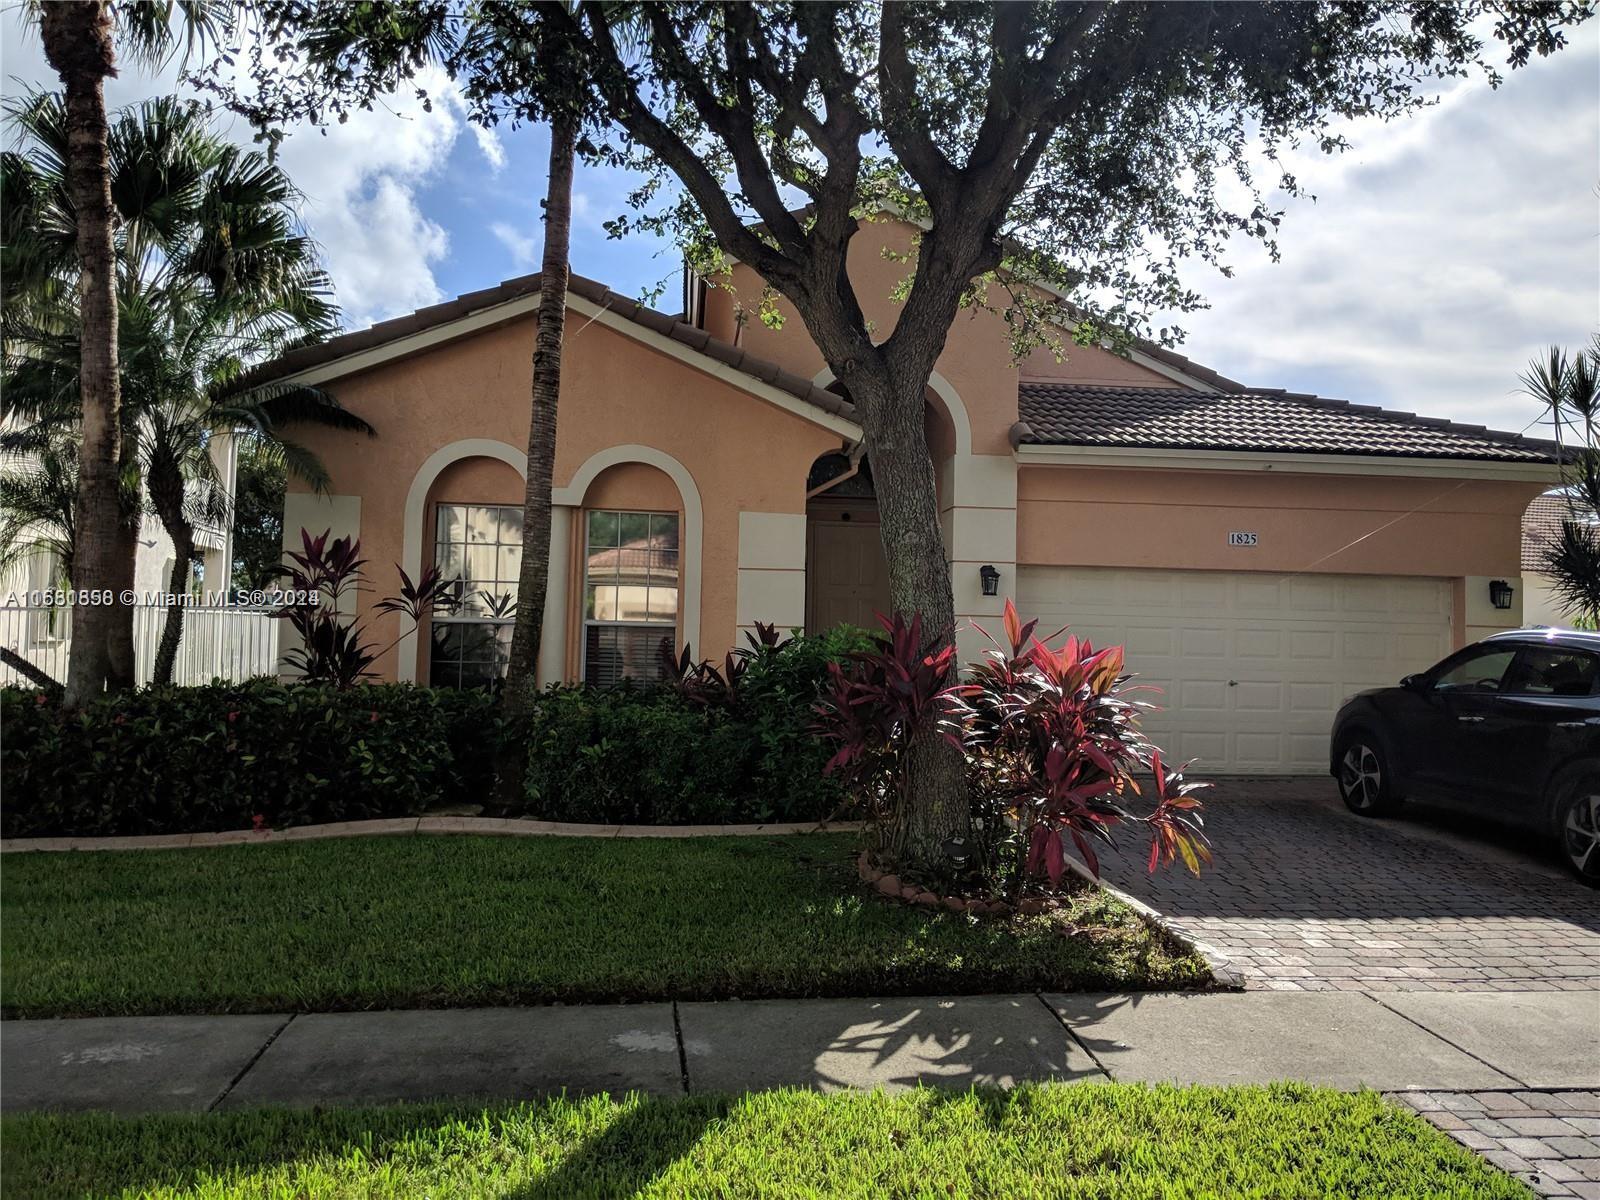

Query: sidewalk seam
[[207, 1013, 295, 1112], [671, 1001, 691, 1095], [1032, 992, 1113, 1081], [1359, 992, 1528, 1089]]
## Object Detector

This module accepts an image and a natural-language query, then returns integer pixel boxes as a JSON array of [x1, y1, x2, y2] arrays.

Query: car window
[[1432, 648, 1517, 692], [1503, 648, 1600, 697]]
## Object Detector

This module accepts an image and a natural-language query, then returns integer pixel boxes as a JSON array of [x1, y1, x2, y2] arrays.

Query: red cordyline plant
[[943, 600, 1211, 897], [661, 621, 793, 709], [275, 528, 461, 687], [811, 611, 960, 856]]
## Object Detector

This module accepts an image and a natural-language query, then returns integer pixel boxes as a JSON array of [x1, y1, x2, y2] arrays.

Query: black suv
[[1330, 628, 1600, 883]]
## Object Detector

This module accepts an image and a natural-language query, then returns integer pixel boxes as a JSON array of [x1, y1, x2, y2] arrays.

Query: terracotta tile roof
[[1014, 383, 1559, 464], [1523, 491, 1597, 572], [234, 272, 857, 423]]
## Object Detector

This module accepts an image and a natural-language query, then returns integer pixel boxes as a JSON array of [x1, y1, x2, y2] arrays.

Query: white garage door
[[1014, 567, 1453, 774]]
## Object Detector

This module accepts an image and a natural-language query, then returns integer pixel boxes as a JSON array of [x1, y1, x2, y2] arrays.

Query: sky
[[3, 12, 1596, 437]]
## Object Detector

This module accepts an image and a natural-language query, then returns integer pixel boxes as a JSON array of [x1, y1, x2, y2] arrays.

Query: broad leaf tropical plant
[[946, 599, 1210, 895], [276, 528, 461, 688], [811, 612, 959, 862]]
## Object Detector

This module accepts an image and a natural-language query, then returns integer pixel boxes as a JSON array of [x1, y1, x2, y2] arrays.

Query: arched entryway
[[803, 398, 957, 633]]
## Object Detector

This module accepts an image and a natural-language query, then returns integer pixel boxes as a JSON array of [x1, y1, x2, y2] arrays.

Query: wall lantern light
[[979, 564, 1001, 597], [1488, 579, 1514, 610]]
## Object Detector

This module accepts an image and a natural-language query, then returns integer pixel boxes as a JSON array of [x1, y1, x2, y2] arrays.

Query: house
[[240, 217, 1558, 774], [0, 433, 267, 686], [1522, 490, 1592, 628]]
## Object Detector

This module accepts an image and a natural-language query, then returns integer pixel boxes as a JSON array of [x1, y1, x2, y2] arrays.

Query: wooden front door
[[806, 503, 892, 634]]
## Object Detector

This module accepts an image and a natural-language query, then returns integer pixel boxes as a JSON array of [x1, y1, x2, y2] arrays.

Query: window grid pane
[[583, 509, 679, 687], [430, 501, 523, 689]]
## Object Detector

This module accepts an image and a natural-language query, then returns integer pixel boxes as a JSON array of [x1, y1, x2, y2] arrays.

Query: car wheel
[[1554, 772, 1600, 886], [1336, 734, 1400, 817]]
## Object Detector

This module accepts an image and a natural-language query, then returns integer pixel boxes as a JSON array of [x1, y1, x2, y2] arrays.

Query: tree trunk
[[495, 114, 577, 803], [40, 1, 121, 708], [106, 474, 140, 690], [850, 366, 971, 869], [152, 521, 194, 686]]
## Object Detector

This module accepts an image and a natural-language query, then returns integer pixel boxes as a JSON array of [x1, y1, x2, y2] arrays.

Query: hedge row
[[0, 628, 870, 838]]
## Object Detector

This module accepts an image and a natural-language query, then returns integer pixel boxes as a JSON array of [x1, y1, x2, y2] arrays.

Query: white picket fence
[[0, 605, 280, 688]]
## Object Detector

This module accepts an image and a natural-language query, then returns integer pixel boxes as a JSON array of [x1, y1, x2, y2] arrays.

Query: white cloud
[[490, 221, 538, 269], [471, 123, 506, 173], [1, 20, 501, 332], [269, 66, 470, 327], [1167, 25, 1600, 434]]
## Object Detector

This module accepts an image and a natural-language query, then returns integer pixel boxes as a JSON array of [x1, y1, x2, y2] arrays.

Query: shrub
[[1, 625, 870, 837], [520, 625, 874, 825], [1, 681, 497, 837], [814, 603, 1210, 896], [277, 528, 459, 686]]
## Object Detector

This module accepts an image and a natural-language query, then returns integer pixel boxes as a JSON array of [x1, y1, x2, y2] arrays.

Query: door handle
[[1457, 715, 1485, 723]]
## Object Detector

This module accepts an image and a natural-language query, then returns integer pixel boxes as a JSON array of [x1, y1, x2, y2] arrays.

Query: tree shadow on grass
[[1, 1092, 723, 1200]]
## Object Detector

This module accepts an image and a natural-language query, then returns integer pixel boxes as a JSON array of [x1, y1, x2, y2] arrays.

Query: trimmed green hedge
[[1, 681, 497, 837], [1, 628, 871, 837]]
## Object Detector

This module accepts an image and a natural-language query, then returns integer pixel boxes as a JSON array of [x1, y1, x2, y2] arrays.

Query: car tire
[[1552, 769, 1600, 887], [1335, 733, 1400, 817]]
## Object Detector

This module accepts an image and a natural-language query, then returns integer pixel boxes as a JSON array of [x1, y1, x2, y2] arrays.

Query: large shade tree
[[3, 93, 366, 684], [207, 0, 1588, 872]]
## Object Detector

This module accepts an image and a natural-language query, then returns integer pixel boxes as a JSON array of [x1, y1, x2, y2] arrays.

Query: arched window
[[581, 508, 679, 686]]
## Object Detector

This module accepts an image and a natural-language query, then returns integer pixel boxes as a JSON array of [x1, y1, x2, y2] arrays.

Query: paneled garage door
[[1014, 567, 1453, 774]]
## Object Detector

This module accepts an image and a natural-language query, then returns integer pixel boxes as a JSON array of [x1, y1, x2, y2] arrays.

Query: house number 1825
[[1228, 531, 1259, 547]]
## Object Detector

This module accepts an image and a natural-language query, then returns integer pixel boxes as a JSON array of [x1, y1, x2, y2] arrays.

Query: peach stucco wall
[[706, 217, 1178, 454], [286, 309, 842, 681], [1017, 466, 1545, 580]]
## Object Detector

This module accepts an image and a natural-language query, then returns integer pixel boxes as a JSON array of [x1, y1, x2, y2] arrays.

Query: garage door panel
[[1180, 627, 1228, 657], [1015, 566, 1451, 774], [1233, 681, 1283, 712]]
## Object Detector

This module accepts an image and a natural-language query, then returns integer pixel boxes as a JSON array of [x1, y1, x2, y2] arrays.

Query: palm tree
[[28, 0, 227, 703], [502, 114, 577, 703], [1522, 341, 1600, 627], [4, 92, 369, 685]]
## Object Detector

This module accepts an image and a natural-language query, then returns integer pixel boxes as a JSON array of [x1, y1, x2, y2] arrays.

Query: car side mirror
[[1400, 673, 1424, 691]]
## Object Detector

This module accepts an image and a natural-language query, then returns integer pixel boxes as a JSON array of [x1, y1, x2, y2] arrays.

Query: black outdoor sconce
[[979, 564, 1001, 597], [1489, 578, 1515, 610]]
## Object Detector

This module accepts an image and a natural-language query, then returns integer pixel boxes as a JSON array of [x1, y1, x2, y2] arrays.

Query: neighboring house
[[239, 217, 1558, 774], [0, 435, 252, 686], [1521, 490, 1592, 628]]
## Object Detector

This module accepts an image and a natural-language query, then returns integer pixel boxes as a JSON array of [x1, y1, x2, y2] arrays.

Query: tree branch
[[563, 3, 801, 286], [876, 4, 956, 203], [1, 646, 63, 695]]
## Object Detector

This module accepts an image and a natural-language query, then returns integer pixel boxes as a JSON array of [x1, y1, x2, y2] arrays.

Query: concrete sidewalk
[[4, 989, 1595, 1115]]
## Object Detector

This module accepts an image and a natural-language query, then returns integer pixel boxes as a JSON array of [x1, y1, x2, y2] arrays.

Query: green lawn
[[0, 1084, 1529, 1200], [0, 834, 1207, 1018]]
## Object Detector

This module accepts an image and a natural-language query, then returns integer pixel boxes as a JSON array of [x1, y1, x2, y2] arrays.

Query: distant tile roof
[[1014, 383, 1559, 464], [235, 272, 856, 423], [1522, 491, 1599, 572]]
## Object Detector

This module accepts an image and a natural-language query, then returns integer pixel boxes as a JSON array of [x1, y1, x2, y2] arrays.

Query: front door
[[806, 503, 892, 634]]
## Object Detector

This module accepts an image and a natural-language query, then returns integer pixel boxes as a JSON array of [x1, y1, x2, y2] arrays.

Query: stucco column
[[945, 453, 1019, 663], [537, 505, 572, 684], [1455, 574, 1524, 647], [736, 511, 808, 638]]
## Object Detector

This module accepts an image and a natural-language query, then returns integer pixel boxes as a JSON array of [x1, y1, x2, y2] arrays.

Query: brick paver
[[1395, 1091, 1600, 1198], [1095, 779, 1600, 992]]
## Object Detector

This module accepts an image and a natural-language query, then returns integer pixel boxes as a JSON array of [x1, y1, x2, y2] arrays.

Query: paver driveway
[[1095, 778, 1600, 992]]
